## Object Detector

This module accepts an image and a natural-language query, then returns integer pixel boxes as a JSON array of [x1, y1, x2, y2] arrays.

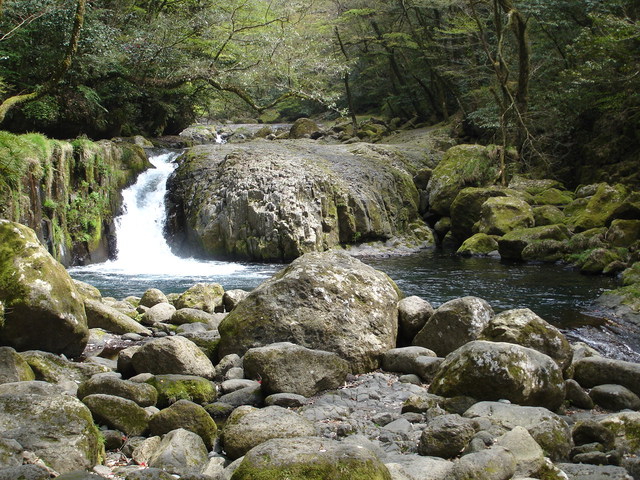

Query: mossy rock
[[20, 349, 111, 384], [579, 248, 622, 274], [0, 221, 89, 357], [148, 399, 218, 450], [532, 188, 574, 206], [145, 374, 217, 408], [0, 346, 35, 384], [427, 145, 500, 217], [474, 196, 535, 236], [77, 373, 158, 407], [508, 176, 564, 196], [533, 205, 565, 227], [607, 219, 640, 248], [230, 436, 392, 480], [521, 239, 567, 263], [174, 283, 224, 313], [289, 118, 321, 139], [598, 412, 640, 454], [622, 262, 640, 286], [498, 225, 572, 261], [82, 393, 149, 436], [568, 183, 629, 232]]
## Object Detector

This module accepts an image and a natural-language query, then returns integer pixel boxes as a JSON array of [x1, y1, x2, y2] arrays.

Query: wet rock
[[149, 399, 217, 449], [230, 436, 392, 480], [147, 428, 209, 476], [474, 196, 535, 236], [417, 414, 476, 458], [479, 308, 573, 371], [218, 251, 400, 373], [78, 373, 158, 407], [464, 401, 573, 460], [0, 346, 35, 384], [431, 341, 565, 410], [174, 283, 224, 313], [82, 394, 149, 436], [221, 405, 315, 459], [573, 356, 640, 396], [243, 342, 349, 397], [145, 374, 217, 408], [589, 384, 640, 411], [0, 220, 89, 357], [131, 336, 216, 379], [413, 296, 494, 357], [397, 296, 434, 345]]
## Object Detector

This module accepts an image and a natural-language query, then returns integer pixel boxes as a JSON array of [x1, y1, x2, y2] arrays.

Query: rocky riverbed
[[1, 219, 640, 480]]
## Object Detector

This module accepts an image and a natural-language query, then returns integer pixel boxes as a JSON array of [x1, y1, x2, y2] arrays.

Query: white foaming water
[[74, 150, 244, 277]]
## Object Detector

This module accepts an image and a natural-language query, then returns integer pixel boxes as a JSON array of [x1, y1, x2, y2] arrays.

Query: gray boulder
[[464, 401, 573, 460], [384, 454, 454, 480], [450, 186, 511, 241], [431, 341, 565, 410], [139, 288, 168, 308], [448, 445, 516, 480], [223, 289, 249, 312], [230, 436, 392, 480], [174, 283, 224, 313], [221, 405, 315, 459], [413, 297, 494, 357], [0, 220, 88, 357], [84, 299, 151, 335], [598, 412, 640, 454], [82, 393, 149, 436], [20, 350, 111, 387], [397, 296, 434, 345], [479, 308, 573, 371], [0, 380, 64, 396], [0, 346, 35, 383], [170, 308, 218, 326], [417, 414, 476, 458], [0, 465, 52, 480], [147, 428, 209, 476], [495, 426, 546, 478], [148, 399, 217, 449], [131, 336, 215, 379], [77, 373, 158, 407], [558, 463, 634, 480], [218, 251, 400, 373], [573, 357, 640, 397], [0, 437, 22, 468], [590, 384, 640, 411], [382, 346, 438, 378], [0, 392, 103, 474], [141, 303, 176, 325], [243, 342, 349, 397]]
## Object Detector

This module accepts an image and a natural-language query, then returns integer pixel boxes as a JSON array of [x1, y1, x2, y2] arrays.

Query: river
[[68, 150, 639, 361]]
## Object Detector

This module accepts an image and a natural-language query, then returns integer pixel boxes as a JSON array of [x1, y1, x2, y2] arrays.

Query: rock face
[[431, 340, 566, 410], [243, 342, 350, 397], [218, 251, 400, 372], [413, 296, 494, 357], [0, 221, 89, 357], [165, 140, 433, 261]]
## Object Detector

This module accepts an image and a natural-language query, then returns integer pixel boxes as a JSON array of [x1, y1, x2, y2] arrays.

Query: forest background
[[0, 0, 638, 186]]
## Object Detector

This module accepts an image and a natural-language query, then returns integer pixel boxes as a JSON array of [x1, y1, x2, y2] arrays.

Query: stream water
[[68, 150, 640, 361]]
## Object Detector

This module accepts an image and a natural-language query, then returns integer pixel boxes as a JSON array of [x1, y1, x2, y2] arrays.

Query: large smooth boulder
[[417, 414, 476, 458], [218, 251, 400, 373], [498, 224, 571, 261], [82, 393, 149, 436], [0, 391, 103, 474], [413, 297, 494, 357], [131, 336, 216, 379], [464, 401, 573, 460], [84, 299, 151, 335], [289, 118, 321, 139], [450, 187, 511, 241], [174, 283, 224, 313], [222, 405, 315, 459], [148, 399, 218, 449], [20, 350, 110, 386], [77, 373, 158, 407], [479, 308, 573, 371], [431, 341, 565, 410], [495, 426, 546, 478], [573, 357, 640, 397], [243, 342, 349, 397], [0, 221, 89, 357], [474, 196, 534, 236], [147, 428, 209, 476], [397, 296, 434, 345], [230, 436, 392, 480], [165, 140, 431, 261], [427, 145, 500, 217], [0, 346, 35, 384], [456, 233, 499, 256]]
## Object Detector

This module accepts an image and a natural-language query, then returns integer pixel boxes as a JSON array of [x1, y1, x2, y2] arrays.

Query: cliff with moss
[[0, 131, 151, 266]]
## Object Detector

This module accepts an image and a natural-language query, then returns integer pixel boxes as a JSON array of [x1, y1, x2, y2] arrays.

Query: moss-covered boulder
[[20, 349, 111, 385], [148, 399, 218, 449], [139, 288, 169, 308], [607, 219, 640, 247], [479, 308, 573, 371], [573, 357, 640, 397], [568, 183, 629, 231], [532, 188, 574, 206], [474, 196, 534, 236], [622, 262, 640, 286], [533, 205, 565, 227], [0, 346, 35, 384], [427, 145, 500, 217], [222, 405, 316, 460], [579, 248, 623, 274], [508, 176, 564, 196], [77, 372, 158, 407], [218, 251, 400, 373], [84, 299, 151, 335], [0, 221, 89, 357], [243, 342, 349, 397], [456, 233, 499, 256], [82, 393, 149, 436], [230, 436, 392, 480], [174, 283, 225, 313], [598, 412, 640, 454], [0, 390, 103, 474], [498, 224, 572, 261], [431, 341, 565, 410], [520, 239, 567, 262], [413, 296, 494, 357], [147, 428, 209, 476], [145, 374, 217, 408], [450, 187, 511, 241], [131, 336, 216, 379], [289, 118, 321, 139]]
